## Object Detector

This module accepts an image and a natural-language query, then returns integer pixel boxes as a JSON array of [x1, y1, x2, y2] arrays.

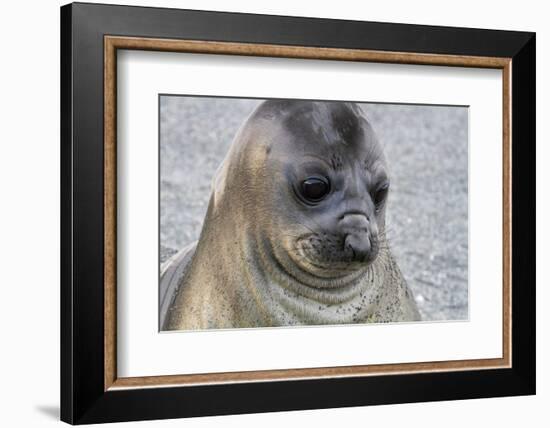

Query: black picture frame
[[61, 2, 535, 424]]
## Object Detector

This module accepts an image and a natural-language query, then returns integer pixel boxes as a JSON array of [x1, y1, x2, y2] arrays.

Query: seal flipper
[[159, 242, 197, 330]]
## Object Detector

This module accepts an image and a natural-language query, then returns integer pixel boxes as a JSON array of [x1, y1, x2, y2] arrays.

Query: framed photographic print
[[60, 2, 536, 424]]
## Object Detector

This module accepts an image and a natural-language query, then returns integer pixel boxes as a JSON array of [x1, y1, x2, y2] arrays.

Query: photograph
[[159, 96, 469, 331]]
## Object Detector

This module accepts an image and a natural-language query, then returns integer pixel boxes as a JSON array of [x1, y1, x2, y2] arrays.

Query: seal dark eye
[[300, 176, 330, 202], [373, 182, 389, 209]]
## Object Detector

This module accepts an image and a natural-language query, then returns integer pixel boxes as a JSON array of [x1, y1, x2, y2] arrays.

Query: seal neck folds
[[248, 228, 392, 325]]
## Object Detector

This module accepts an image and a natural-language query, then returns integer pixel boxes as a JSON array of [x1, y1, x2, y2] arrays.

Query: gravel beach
[[160, 96, 468, 321]]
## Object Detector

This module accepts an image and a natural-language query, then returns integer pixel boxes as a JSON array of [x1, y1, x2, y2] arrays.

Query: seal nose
[[339, 213, 372, 262], [345, 234, 371, 261]]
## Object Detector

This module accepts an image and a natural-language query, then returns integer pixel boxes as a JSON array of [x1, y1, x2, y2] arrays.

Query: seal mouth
[[288, 233, 378, 280]]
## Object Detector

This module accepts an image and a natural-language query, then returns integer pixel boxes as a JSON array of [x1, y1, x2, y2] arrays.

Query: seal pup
[[161, 100, 420, 330]]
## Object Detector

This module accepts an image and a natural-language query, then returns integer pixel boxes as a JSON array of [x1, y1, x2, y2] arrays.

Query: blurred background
[[160, 96, 468, 321]]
